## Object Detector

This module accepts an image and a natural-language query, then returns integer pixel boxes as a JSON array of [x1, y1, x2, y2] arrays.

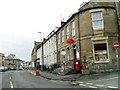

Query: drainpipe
[[78, 12, 81, 71]]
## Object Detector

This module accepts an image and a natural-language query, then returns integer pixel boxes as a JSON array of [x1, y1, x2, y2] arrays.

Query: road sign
[[113, 42, 119, 49]]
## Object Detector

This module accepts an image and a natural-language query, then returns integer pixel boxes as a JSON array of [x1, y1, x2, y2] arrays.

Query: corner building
[[79, 2, 119, 73]]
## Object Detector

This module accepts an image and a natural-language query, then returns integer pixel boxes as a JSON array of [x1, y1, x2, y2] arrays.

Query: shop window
[[93, 43, 109, 63]]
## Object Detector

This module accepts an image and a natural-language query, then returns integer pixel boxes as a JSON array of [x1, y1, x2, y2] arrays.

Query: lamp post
[[38, 32, 44, 71]]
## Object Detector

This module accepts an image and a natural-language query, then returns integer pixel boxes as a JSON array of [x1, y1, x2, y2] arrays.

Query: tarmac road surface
[[2, 70, 77, 88]]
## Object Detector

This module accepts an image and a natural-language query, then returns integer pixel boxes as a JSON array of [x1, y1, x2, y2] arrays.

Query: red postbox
[[75, 59, 80, 72]]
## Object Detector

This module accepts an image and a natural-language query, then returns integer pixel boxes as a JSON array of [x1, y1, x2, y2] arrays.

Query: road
[[1, 70, 119, 89], [0, 72, 2, 90], [74, 72, 119, 89], [2, 70, 78, 89]]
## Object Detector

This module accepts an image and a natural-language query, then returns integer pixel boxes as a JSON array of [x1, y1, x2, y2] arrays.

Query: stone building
[[79, 2, 119, 73], [4, 54, 23, 70], [115, 1, 120, 68], [0, 53, 5, 66], [4, 58, 23, 70], [31, 1, 119, 75], [56, 13, 80, 75], [31, 41, 40, 69], [55, 1, 119, 74]]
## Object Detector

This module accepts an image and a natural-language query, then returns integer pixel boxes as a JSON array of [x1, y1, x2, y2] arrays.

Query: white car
[[0, 66, 5, 72], [4, 67, 8, 71]]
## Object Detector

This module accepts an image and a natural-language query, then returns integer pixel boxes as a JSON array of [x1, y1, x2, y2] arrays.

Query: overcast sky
[[0, 0, 90, 61]]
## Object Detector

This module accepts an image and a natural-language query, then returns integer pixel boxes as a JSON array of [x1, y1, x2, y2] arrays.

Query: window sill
[[94, 60, 110, 63]]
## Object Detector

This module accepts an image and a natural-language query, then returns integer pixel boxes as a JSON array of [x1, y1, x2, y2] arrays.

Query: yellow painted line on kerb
[[87, 76, 118, 83]]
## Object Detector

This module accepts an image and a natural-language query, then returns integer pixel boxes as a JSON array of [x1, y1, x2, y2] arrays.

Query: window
[[72, 21, 75, 36], [67, 48, 70, 60], [93, 41, 109, 63], [61, 30, 64, 42], [58, 32, 60, 44], [91, 11, 104, 30], [66, 25, 69, 39], [61, 50, 66, 63]]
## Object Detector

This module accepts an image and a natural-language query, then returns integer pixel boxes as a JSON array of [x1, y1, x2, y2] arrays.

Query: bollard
[[35, 70, 40, 76]]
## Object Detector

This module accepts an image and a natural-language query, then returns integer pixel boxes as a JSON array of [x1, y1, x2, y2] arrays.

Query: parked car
[[4, 67, 8, 71], [18, 66, 23, 70], [0, 66, 5, 72], [9, 64, 17, 70]]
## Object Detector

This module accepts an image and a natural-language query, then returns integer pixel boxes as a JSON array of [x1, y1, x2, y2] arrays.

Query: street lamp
[[38, 32, 44, 71]]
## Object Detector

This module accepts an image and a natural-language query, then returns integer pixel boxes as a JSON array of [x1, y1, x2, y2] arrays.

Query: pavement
[[27, 69, 118, 82]]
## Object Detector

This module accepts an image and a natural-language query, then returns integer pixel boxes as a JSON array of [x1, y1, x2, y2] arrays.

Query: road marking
[[10, 77, 12, 80], [87, 76, 118, 83], [71, 82, 77, 85], [88, 86, 98, 88], [108, 86, 118, 88], [10, 81, 13, 88], [86, 83, 93, 85], [79, 84, 87, 86], [95, 84, 104, 87], [78, 82, 84, 84]]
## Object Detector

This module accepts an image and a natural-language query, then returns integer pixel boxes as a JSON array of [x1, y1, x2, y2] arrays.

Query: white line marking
[[95, 84, 104, 87], [88, 86, 98, 88], [108, 86, 118, 88], [71, 82, 77, 85], [10, 81, 13, 88], [87, 76, 118, 83], [78, 82, 84, 84], [86, 83, 93, 85], [79, 84, 87, 86], [10, 77, 11, 80]]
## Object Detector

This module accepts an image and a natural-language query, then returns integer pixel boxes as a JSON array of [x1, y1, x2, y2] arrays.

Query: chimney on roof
[[61, 21, 65, 26], [61, 16, 65, 26]]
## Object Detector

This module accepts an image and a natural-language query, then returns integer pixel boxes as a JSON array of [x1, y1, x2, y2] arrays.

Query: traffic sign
[[113, 42, 119, 49]]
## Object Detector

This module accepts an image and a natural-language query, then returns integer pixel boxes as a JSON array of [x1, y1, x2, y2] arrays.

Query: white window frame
[[72, 21, 75, 36], [92, 40, 110, 63], [66, 25, 69, 39], [58, 32, 60, 45], [91, 11, 104, 30], [62, 30, 64, 42]]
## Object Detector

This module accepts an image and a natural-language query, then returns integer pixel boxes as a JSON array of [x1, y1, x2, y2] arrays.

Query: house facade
[[79, 2, 119, 73], [31, 41, 40, 69], [56, 13, 80, 74], [43, 30, 57, 71], [0, 53, 5, 66], [31, 1, 120, 75], [36, 43, 43, 70], [4, 58, 23, 70]]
